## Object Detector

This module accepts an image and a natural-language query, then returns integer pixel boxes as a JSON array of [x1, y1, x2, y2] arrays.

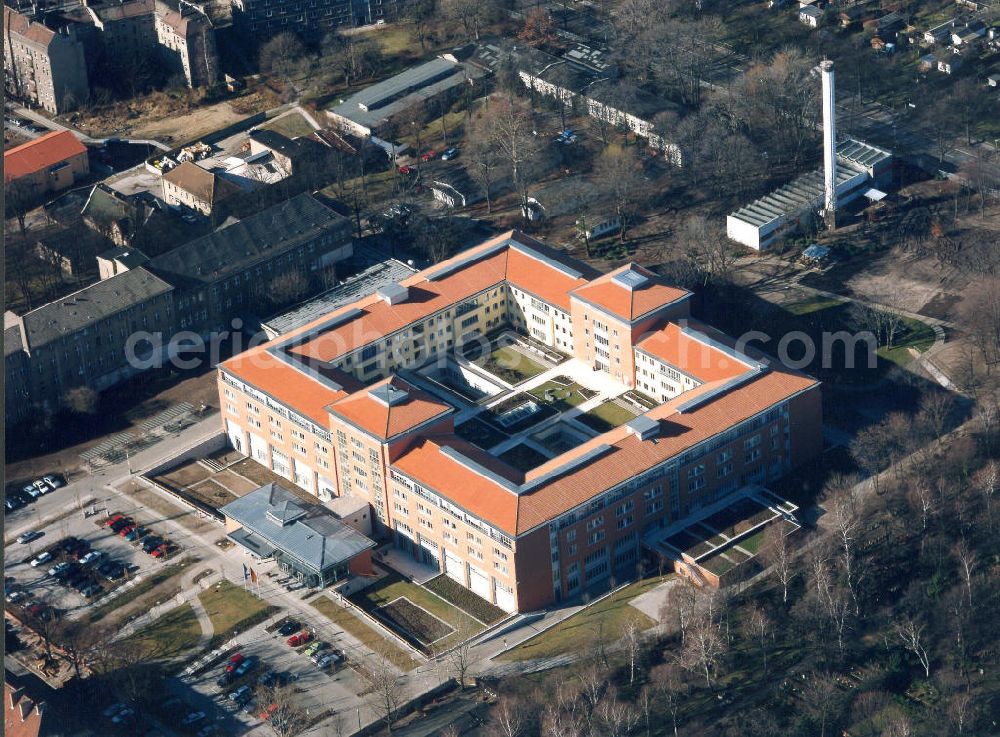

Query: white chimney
[[820, 60, 837, 228]]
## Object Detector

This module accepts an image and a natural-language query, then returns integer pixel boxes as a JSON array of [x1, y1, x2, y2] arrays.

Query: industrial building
[[726, 61, 893, 250], [217, 231, 822, 611]]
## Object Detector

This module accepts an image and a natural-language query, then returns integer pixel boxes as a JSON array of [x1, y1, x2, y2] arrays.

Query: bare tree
[[650, 663, 685, 737], [594, 145, 645, 243], [254, 683, 308, 737], [974, 460, 997, 530], [952, 539, 977, 609], [906, 479, 935, 540], [488, 695, 526, 737], [365, 643, 404, 734], [619, 620, 643, 685], [443, 627, 475, 688], [741, 604, 772, 676], [681, 617, 725, 688], [466, 112, 506, 214], [947, 691, 976, 734], [830, 486, 864, 615], [760, 523, 794, 604], [577, 661, 606, 717], [487, 97, 542, 218], [800, 672, 841, 737], [680, 215, 740, 287], [661, 582, 698, 644], [596, 688, 640, 737], [62, 386, 100, 415], [895, 616, 931, 678], [259, 32, 307, 85]]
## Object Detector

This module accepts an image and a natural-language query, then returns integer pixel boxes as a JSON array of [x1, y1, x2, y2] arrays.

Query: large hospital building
[[218, 231, 822, 612]]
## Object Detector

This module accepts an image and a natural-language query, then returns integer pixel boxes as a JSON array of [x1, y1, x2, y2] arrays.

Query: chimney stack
[[820, 60, 837, 229]]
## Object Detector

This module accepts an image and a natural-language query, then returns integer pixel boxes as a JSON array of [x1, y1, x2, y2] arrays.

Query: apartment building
[[217, 231, 823, 612], [3, 6, 90, 113], [230, 0, 400, 40], [5, 194, 353, 427], [161, 161, 243, 216], [154, 0, 218, 88]]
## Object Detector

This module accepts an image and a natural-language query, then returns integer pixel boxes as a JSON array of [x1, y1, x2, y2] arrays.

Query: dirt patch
[[157, 460, 211, 488], [120, 480, 220, 537], [129, 101, 248, 142], [212, 469, 257, 495], [188, 479, 237, 508]]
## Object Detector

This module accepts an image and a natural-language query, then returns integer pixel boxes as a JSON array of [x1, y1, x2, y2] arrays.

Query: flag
[[250, 568, 258, 584], [243, 564, 250, 581]]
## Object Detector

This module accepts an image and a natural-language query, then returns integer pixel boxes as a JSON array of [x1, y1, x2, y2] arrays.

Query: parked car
[[103, 703, 127, 719], [315, 653, 338, 669], [60, 537, 81, 552], [79, 551, 102, 566], [42, 475, 63, 489], [420, 149, 437, 162], [81, 584, 102, 598], [398, 164, 415, 175], [23, 485, 42, 499], [234, 656, 258, 677], [228, 685, 252, 704], [141, 536, 163, 553], [33, 479, 52, 495], [151, 544, 170, 558], [104, 514, 125, 527], [441, 147, 459, 160], [47, 562, 70, 577], [30, 552, 53, 567], [118, 525, 136, 538], [225, 653, 244, 673], [277, 620, 299, 636], [109, 518, 131, 533], [287, 630, 312, 647], [181, 711, 206, 726], [216, 672, 234, 688], [16, 531, 41, 544], [6, 497, 25, 511], [124, 527, 145, 541], [259, 703, 279, 721], [303, 641, 327, 657], [6, 591, 25, 604]]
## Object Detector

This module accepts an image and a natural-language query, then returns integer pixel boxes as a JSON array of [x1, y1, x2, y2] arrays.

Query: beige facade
[[3, 7, 89, 113]]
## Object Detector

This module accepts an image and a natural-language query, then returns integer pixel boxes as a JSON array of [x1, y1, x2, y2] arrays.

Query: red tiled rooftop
[[570, 264, 690, 322], [328, 376, 452, 440], [636, 321, 751, 383], [4, 131, 86, 183]]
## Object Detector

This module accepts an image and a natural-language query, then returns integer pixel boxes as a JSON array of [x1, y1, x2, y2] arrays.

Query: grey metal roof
[[221, 483, 375, 573], [262, 259, 416, 336], [836, 139, 892, 170], [330, 57, 468, 131], [728, 162, 861, 229], [148, 193, 348, 287], [99, 246, 149, 269], [20, 267, 173, 349]]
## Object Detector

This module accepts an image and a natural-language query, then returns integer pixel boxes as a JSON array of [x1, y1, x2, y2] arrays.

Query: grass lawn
[[349, 573, 483, 653], [312, 595, 419, 672], [499, 578, 661, 662], [481, 345, 547, 384], [497, 443, 551, 472], [577, 401, 638, 433], [423, 575, 507, 624], [128, 604, 202, 660], [198, 580, 278, 645], [87, 561, 188, 624], [529, 380, 587, 413], [785, 296, 844, 315], [878, 316, 937, 367], [260, 111, 315, 139]]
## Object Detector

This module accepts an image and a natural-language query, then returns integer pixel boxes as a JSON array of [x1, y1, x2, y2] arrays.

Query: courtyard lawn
[[198, 580, 278, 645], [423, 575, 507, 624], [577, 401, 638, 434], [529, 380, 588, 413], [349, 573, 483, 653], [128, 604, 203, 660], [260, 111, 315, 139], [498, 443, 551, 472], [499, 578, 660, 662], [483, 345, 547, 385], [312, 595, 419, 672], [878, 316, 937, 367]]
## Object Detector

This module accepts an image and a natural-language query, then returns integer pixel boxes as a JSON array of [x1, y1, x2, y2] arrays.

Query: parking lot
[[175, 606, 370, 734]]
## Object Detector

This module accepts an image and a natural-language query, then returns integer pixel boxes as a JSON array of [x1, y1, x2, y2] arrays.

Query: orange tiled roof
[[4, 131, 86, 183], [328, 376, 452, 440], [392, 435, 521, 535], [635, 321, 751, 383], [570, 264, 690, 322], [288, 231, 592, 364], [221, 346, 354, 425], [3, 6, 55, 48], [4, 681, 43, 737]]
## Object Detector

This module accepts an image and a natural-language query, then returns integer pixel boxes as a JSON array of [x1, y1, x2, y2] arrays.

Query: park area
[[499, 578, 660, 662], [464, 340, 550, 386], [576, 400, 638, 433]]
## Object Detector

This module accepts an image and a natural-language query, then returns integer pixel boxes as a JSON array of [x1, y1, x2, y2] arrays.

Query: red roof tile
[[571, 264, 689, 322], [4, 131, 86, 183], [635, 321, 751, 383], [328, 376, 452, 440]]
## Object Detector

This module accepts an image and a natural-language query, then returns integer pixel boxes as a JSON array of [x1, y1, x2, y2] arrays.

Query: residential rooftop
[[4, 131, 87, 183]]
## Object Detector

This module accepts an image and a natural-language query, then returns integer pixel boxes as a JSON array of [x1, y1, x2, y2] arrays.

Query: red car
[[225, 653, 244, 673], [287, 631, 312, 647], [119, 525, 135, 537], [104, 514, 124, 527], [151, 543, 170, 559], [398, 165, 415, 175], [259, 703, 279, 721], [420, 150, 437, 162]]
